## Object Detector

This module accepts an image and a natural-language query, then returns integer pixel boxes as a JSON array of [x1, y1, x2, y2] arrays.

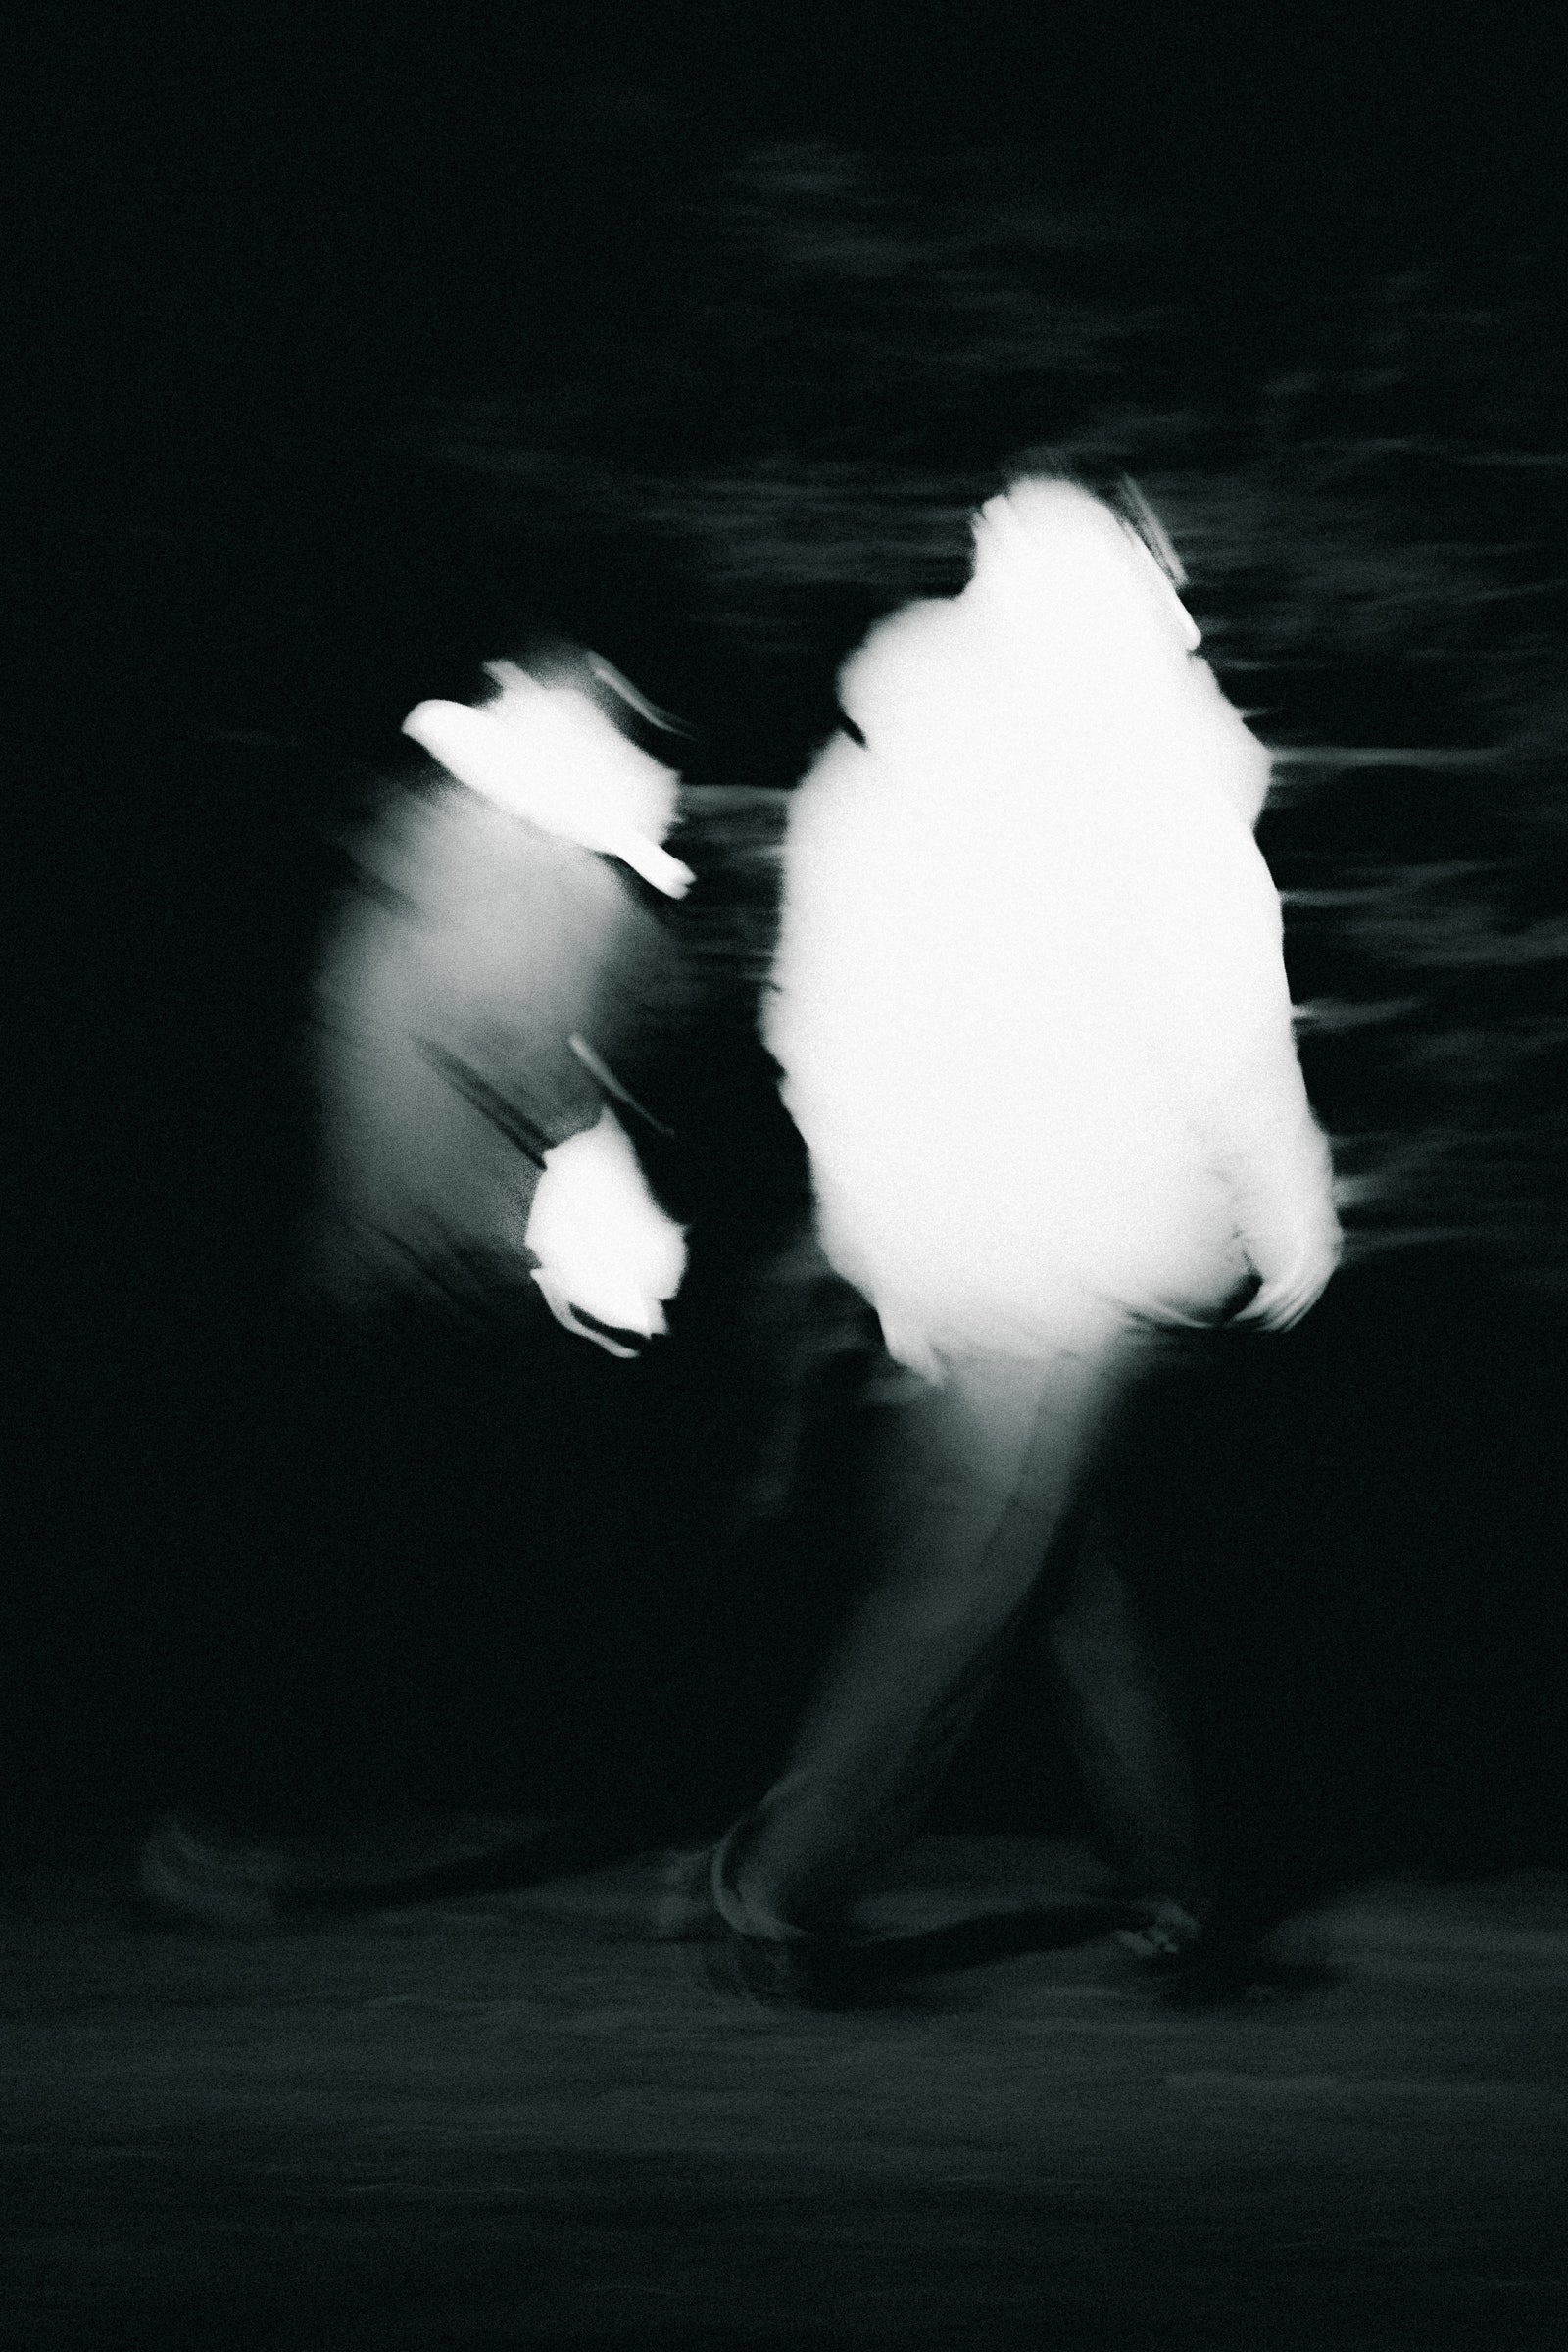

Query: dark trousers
[[712, 1322, 1195, 1942]]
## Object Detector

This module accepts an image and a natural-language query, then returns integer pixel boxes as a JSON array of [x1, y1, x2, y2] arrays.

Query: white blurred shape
[[524, 1105, 687, 1349], [403, 660, 695, 897], [768, 476, 1341, 1365], [969, 476, 1202, 658]]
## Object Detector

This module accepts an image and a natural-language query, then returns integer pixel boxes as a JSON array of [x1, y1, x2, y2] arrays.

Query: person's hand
[[1229, 1229, 1342, 1334], [524, 1107, 687, 1356], [530, 1268, 650, 1360]]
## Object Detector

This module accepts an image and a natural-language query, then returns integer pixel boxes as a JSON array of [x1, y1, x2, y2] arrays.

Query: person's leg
[[1044, 1499, 1199, 1912], [713, 1334, 1143, 1944]]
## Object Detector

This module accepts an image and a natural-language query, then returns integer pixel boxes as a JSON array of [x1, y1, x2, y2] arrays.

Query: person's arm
[[1210, 998, 1344, 1334]]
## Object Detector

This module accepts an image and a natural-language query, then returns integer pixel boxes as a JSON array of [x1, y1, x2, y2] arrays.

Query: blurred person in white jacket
[[701, 474, 1342, 1999]]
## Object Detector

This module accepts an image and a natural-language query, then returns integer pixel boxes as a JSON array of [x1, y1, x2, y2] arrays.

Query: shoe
[[136, 1815, 298, 1932], [650, 1846, 727, 1943], [1107, 1892, 1207, 1972], [701, 1922, 894, 2012], [1103, 1881, 1326, 2006]]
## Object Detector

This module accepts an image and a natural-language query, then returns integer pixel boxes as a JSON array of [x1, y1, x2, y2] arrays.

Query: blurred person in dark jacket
[[139, 643, 725, 1924], [311, 643, 698, 1348]]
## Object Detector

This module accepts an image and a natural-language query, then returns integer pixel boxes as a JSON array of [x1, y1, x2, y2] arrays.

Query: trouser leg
[[714, 1337, 1142, 1942], [1045, 1501, 1197, 1905]]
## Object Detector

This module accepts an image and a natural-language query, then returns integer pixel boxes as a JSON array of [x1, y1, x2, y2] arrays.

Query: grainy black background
[[13, 2, 1568, 1879]]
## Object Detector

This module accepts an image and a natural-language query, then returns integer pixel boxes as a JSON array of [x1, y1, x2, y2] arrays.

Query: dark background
[[12, 6, 1568, 1898]]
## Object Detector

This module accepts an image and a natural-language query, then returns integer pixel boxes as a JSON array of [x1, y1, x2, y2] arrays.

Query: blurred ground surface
[[3, 1834, 1565, 2348]]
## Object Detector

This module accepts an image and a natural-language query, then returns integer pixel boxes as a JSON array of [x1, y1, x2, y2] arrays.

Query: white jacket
[[764, 480, 1341, 1365]]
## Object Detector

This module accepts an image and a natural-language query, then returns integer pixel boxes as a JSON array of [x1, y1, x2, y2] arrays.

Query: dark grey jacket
[[311, 771, 692, 1310]]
